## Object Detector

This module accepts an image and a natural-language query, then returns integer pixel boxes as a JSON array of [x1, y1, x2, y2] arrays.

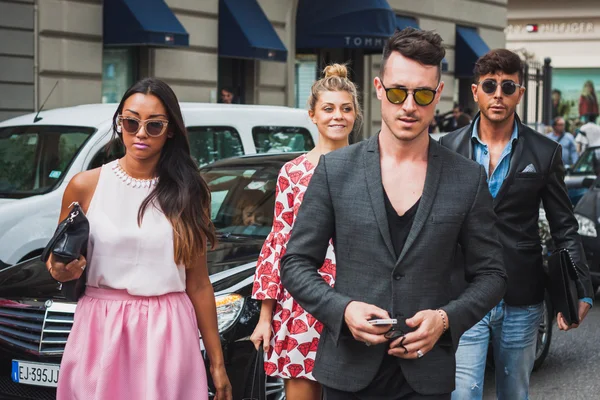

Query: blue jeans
[[451, 300, 543, 400]]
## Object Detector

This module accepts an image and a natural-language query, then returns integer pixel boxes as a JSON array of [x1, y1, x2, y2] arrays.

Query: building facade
[[506, 0, 600, 122], [1, 0, 507, 137]]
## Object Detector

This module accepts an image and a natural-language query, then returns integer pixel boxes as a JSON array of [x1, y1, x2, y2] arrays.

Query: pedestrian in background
[[440, 48, 594, 400], [250, 63, 361, 399], [456, 112, 471, 129], [579, 80, 598, 123], [48, 78, 232, 400], [443, 103, 463, 131], [547, 116, 579, 166], [281, 28, 506, 399], [220, 87, 236, 104], [551, 89, 569, 120], [575, 115, 600, 154]]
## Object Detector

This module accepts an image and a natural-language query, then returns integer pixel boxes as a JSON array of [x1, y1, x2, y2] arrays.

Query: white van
[[0, 103, 318, 267]]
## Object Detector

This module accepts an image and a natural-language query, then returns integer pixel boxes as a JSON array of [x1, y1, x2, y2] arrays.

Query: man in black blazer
[[280, 28, 507, 399], [439, 49, 594, 400]]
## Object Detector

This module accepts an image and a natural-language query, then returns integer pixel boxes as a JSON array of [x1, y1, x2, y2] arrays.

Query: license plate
[[11, 360, 60, 387]]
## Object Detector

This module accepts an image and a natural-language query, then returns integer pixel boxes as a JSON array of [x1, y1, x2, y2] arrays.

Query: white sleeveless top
[[85, 160, 186, 296]]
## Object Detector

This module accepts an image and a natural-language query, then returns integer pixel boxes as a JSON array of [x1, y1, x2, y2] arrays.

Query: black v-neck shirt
[[383, 190, 421, 258]]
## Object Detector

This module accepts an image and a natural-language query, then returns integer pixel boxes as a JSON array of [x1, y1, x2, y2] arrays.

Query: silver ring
[[417, 349, 424, 358], [365, 341, 371, 347], [81, 264, 86, 271]]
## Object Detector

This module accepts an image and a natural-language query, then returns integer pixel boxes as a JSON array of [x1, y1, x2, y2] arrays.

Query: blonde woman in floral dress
[[251, 64, 362, 399]]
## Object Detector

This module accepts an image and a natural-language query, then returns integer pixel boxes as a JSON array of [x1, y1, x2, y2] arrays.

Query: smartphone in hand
[[368, 318, 398, 326]]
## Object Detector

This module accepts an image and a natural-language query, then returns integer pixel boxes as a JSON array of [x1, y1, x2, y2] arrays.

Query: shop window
[[552, 68, 600, 120], [295, 55, 318, 109], [102, 48, 136, 104]]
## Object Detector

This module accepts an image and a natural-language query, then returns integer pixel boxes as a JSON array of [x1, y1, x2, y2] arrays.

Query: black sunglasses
[[479, 79, 522, 96], [380, 82, 439, 106], [384, 326, 409, 354]]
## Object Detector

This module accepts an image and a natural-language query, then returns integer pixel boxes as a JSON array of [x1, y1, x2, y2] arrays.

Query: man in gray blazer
[[280, 28, 507, 399]]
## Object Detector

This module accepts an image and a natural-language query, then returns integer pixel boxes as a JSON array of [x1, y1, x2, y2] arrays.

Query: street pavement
[[483, 291, 600, 400]]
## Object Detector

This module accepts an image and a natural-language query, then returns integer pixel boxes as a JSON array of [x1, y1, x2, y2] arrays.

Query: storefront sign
[[506, 22, 595, 35], [343, 36, 386, 48]]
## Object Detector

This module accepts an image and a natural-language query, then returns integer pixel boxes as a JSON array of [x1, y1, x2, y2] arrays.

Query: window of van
[[88, 141, 125, 170], [188, 126, 244, 167], [252, 126, 315, 153], [0, 126, 95, 198]]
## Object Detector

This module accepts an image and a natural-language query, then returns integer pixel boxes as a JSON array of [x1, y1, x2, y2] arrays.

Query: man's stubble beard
[[480, 103, 517, 125]]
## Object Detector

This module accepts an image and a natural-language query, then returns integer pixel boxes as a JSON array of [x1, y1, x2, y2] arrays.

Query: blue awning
[[455, 26, 490, 78], [396, 16, 449, 73], [296, 0, 395, 53], [219, 0, 287, 62], [103, 0, 189, 47]]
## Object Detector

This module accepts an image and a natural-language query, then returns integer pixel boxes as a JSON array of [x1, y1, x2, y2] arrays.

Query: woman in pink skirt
[[250, 64, 362, 399], [46, 78, 232, 400]]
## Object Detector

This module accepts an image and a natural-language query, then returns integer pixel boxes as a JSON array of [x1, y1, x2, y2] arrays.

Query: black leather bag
[[547, 248, 580, 326], [242, 347, 265, 400], [41, 202, 89, 301]]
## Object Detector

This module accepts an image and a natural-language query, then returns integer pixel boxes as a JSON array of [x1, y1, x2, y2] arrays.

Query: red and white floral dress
[[251, 154, 336, 381]]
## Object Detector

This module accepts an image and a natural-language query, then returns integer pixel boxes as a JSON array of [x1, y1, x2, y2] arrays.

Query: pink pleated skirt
[[57, 287, 208, 400]]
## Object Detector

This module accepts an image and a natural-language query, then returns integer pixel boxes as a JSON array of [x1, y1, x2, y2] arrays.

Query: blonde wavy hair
[[307, 63, 363, 133]]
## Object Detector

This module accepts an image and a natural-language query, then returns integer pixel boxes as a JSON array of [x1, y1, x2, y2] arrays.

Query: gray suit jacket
[[280, 135, 507, 394]]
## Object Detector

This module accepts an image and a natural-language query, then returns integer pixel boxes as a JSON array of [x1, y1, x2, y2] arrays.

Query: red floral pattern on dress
[[251, 154, 336, 381]]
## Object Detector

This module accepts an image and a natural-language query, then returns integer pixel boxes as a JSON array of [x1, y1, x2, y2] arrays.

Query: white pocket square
[[521, 164, 537, 173]]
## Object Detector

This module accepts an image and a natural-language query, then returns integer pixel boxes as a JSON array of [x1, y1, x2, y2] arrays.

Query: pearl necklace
[[112, 162, 159, 188]]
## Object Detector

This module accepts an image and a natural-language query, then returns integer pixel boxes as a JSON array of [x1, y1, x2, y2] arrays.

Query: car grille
[[0, 301, 76, 356]]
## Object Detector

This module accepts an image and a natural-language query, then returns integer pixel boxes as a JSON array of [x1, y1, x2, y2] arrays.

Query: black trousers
[[323, 355, 451, 400], [324, 387, 451, 400]]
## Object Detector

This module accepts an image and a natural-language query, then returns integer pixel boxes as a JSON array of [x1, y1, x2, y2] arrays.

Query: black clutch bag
[[547, 248, 580, 326], [41, 202, 89, 301]]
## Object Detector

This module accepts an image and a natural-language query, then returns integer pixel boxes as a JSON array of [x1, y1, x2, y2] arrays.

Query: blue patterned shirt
[[472, 118, 519, 198]]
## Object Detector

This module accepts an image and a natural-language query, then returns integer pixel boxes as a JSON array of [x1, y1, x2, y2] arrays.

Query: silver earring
[[116, 125, 122, 133]]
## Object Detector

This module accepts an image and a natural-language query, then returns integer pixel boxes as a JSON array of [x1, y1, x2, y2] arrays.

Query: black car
[[0, 152, 555, 400], [571, 177, 600, 293], [565, 145, 600, 206], [0, 152, 298, 400]]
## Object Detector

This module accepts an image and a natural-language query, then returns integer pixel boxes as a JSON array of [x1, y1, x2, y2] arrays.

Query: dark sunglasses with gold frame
[[117, 115, 169, 137], [380, 82, 440, 106]]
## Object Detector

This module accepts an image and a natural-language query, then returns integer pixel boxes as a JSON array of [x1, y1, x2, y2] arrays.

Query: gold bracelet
[[436, 309, 448, 333]]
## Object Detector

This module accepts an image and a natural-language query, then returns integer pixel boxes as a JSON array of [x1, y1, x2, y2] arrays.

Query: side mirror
[[582, 178, 595, 189]]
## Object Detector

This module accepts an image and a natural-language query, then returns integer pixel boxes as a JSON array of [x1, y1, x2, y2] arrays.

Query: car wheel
[[533, 294, 553, 371]]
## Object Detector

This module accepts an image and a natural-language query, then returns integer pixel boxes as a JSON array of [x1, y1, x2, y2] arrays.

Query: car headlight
[[215, 293, 244, 333], [575, 214, 597, 237]]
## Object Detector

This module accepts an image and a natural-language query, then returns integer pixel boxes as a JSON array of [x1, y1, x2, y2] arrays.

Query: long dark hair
[[111, 78, 216, 267]]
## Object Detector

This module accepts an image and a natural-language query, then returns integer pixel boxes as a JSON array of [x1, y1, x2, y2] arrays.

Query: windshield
[[0, 126, 95, 198], [571, 147, 600, 176], [201, 164, 280, 238]]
